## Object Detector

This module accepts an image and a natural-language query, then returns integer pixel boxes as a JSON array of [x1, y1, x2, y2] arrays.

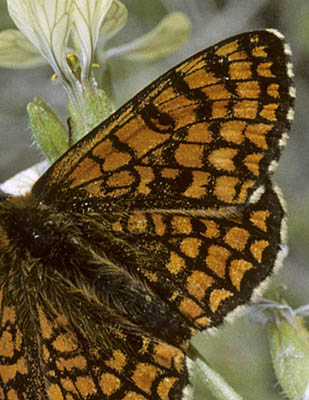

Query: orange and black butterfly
[[0, 30, 294, 399]]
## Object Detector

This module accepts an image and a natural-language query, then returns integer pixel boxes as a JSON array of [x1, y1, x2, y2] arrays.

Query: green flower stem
[[189, 345, 243, 400], [67, 87, 113, 144]]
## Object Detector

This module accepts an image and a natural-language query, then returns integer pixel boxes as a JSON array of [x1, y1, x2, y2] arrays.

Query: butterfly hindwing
[[0, 287, 191, 399], [104, 179, 285, 330]]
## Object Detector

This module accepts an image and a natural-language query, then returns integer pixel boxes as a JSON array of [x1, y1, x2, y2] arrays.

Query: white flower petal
[[72, 0, 113, 79], [7, 1, 37, 47], [8, 0, 74, 80], [99, 0, 127, 45], [0, 161, 49, 196]]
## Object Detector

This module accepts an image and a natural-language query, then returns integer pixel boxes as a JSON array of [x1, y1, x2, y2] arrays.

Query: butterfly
[[0, 29, 295, 399]]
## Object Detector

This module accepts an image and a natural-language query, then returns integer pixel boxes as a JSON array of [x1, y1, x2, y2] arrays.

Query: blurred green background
[[0, 0, 308, 399]]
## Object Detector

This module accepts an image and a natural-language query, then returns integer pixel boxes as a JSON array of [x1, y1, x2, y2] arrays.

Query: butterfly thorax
[[0, 193, 192, 352]]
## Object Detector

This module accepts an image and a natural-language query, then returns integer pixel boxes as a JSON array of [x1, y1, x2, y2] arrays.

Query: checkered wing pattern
[[0, 30, 294, 399], [34, 30, 294, 212]]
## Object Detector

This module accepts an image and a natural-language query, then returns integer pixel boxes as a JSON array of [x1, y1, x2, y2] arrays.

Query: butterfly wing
[[104, 178, 286, 330], [33, 30, 294, 213], [0, 286, 193, 400]]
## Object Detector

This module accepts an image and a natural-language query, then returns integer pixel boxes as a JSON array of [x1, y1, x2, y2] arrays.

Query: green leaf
[[189, 345, 243, 400]]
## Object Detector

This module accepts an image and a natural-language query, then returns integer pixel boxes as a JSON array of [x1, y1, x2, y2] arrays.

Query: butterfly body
[[0, 30, 294, 399]]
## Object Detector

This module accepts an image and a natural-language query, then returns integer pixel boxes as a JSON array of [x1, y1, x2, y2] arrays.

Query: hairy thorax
[[0, 194, 191, 351]]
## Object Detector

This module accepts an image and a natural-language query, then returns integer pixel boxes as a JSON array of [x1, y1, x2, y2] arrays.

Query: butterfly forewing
[[33, 30, 293, 213], [0, 30, 294, 399]]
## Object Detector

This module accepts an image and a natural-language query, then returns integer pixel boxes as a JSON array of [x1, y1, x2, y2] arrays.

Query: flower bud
[[268, 312, 309, 400], [27, 98, 68, 162]]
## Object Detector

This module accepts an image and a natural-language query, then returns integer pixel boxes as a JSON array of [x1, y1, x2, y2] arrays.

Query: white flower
[[8, 0, 75, 87], [0, 161, 48, 195], [7, 0, 116, 118], [1, 0, 191, 192], [3, 0, 190, 74]]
